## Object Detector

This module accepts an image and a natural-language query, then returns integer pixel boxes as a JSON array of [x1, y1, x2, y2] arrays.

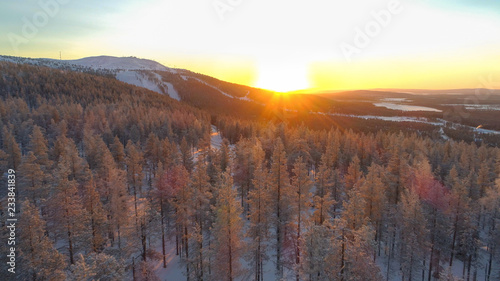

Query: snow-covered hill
[[0, 55, 262, 103], [65, 55, 171, 72], [0, 55, 172, 72], [116, 70, 181, 101], [0, 55, 183, 100]]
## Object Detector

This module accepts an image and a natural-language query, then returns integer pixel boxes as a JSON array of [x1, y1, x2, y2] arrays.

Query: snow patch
[[442, 104, 500, 111], [115, 70, 181, 101], [374, 102, 442, 112], [66, 56, 169, 71], [116, 71, 163, 94], [164, 82, 180, 101], [210, 125, 223, 150]]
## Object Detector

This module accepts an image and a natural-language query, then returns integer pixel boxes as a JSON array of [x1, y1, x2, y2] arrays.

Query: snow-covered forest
[[0, 61, 499, 281]]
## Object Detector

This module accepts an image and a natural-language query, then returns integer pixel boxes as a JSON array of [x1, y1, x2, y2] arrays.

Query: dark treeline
[[0, 62, 499, 281]]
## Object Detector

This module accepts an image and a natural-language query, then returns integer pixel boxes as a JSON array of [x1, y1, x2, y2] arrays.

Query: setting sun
[[254, 60, 310, 92]]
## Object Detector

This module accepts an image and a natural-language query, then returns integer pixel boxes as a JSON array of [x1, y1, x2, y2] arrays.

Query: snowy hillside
[[0, 55, 183, 101], [65, 55, 171, 71], [0, 54, 172, 72], [116, 70, 181, 101]]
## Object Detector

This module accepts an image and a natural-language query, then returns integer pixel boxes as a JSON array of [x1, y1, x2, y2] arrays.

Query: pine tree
[[480, 178, 500, 281], [399, 188, 429, 281], [167, 165, 192, 275], [161, 137, 178, 169], [57, 136, 89, 183], [234, 138, 255, 213], [477, 162, 491, 198], [412, 160, 451, 281], [211, 172, 245, 281], [359, 164, 387, 259], [189, 151, 213, 279], [448, 174, 470, 267], [301, 223, 339, 281], [290, 156, 313, 281], [82, 174, 108, 253], [219, 139, 231, 172], [269, 138, 291, 277], [0, 149, 7, 173], [19, 201, 67, 280], [18, 152, 49, 206], [126, 140, 144, 225], [154, 163, 170, 268], [313, 154, 336, 225], [342, 187, 368, 231], [180, 137, 193, 172], [29, 125, 50, 166], [344, 155, 361, 191], [107, 167, 129, 249], [247, 148, 272, 281], [69, 253, 124, 281], [110, 136, 126, 169], [48, 163, 90, 265], [387, 146, 406, 205], [2, 126, 21, 170], [144, 132, 161, 187]]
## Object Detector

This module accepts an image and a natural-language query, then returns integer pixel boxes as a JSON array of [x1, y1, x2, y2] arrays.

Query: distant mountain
[[64, 55, 171, 71], [0, 55, 274, 114], [0, 55, 172, 72]]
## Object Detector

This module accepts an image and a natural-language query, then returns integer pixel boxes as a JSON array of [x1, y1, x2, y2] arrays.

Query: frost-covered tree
[[48, 163, 90, 265], [269, 138, 291, 278], [247, 145, 271, 281], [211, 172, 245, 281], [313, 154, 336, 225], [344, 155, 361, 191], [69, 253, 124, 281], [301, 223, 339, 281], [82, 174, 108, 253], [290, 156, 313, 281], [399, 188, 428, 281], [19, 201, 66, 281], [18, 152, 50, 206], [480, 178, 500, 281], [187, 150, 212, 279], [110, 136, 126, 169], [2, 126, 21, 170], [126, 140, 144, 224]]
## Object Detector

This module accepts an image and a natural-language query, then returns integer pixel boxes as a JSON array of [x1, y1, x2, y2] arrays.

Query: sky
[[1, 0, 500, 92]]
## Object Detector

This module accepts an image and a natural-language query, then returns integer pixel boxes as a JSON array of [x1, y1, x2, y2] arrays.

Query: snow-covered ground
[[116, 71, 164, 93], [64, 56, 170, 71], [320, 112, 443, 126], [164, 82, 181, 101], [381, 98, 411, 102], [115, 70, 181, 101], [374, 102, 442, 112], [316, 112, 500, 135], [442, 104, 500, 111], [151, 239, 185, 281], [210, 125, 223, 150]]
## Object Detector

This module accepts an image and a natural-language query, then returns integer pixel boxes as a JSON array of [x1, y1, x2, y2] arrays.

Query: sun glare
[[255, 60, 310, 93]]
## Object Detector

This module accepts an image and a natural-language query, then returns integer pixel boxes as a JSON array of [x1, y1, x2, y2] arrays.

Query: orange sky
[[1, 0, 500, 92]]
